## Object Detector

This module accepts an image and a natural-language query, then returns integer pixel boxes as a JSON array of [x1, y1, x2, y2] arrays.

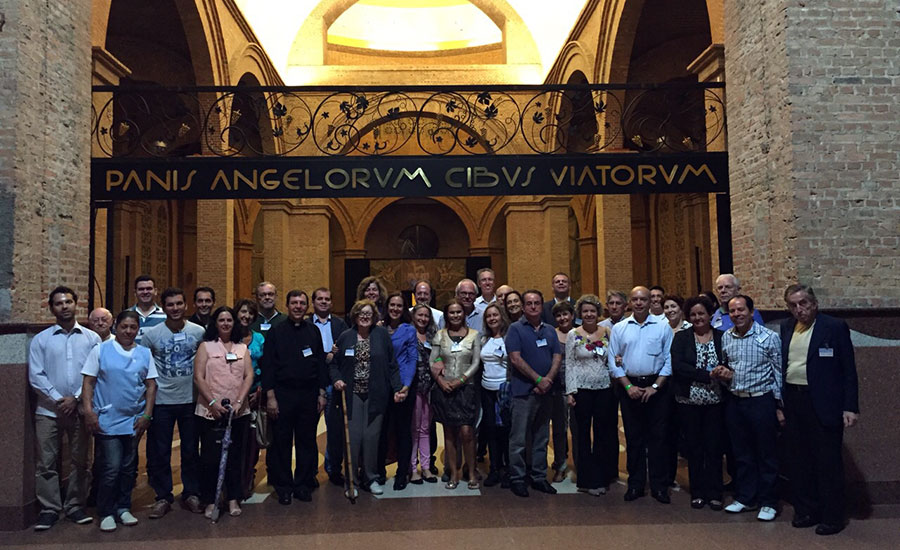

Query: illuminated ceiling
[[234, 0, 587, 82]]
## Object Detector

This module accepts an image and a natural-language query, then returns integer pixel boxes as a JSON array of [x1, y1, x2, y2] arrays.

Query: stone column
[[594, 195, 633, 295], [196, 199, 235, 306], [0, 0, 93, 530], [504, 197, 571, 293], [260, 201, 292, 294], [260, 201, 331, 297]]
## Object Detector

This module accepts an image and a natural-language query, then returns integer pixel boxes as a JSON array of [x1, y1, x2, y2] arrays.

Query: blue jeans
[[508, 393, 552, 484], [147, 403, 200, 502], [95, 435, 137, 517]]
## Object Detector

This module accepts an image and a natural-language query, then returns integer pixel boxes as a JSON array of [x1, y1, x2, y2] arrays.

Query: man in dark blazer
[[780, 284, 859, 536], [309, 288, 349, 486], [542, 272, 576, 327]]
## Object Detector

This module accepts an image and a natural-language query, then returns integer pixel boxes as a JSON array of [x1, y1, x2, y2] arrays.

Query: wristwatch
[[651, 383, 659, 390]]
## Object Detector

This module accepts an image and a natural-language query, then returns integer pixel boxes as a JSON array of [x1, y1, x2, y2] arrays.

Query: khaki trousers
[[35, 413, 91, 515]]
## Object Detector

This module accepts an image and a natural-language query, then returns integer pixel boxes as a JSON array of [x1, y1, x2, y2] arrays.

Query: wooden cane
[[340, 388, 357, 503]]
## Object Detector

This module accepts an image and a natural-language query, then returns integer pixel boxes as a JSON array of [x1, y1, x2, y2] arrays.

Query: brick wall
[[0, 0, 93, 323], [725, 0, 899, 309]]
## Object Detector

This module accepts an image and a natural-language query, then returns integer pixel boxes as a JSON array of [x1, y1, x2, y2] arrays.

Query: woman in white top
[[479, 303, 509, 488], [565, 294, 617, 495], [663, 294, 692, 333]]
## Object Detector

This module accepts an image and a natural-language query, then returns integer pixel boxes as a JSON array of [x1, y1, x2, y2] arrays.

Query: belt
[[731, 390, 767, 398], [627, 375, 656, 387], [785, 383, 810, 393]]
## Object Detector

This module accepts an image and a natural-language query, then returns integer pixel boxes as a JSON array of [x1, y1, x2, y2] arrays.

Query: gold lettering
[[374, 168, 393, 188], [595, 165, 611, 186], [235, 170, 258, 190], [181, 170, 196, 192], [550, 167, 568, 187], [393, 167, 431, 188], [521, 166, 535, 187], [123, 170, 144, 192], [610, 166, 635, 186], [261, 169, 279, 190], [500, 166, 521, 187], [352, 169, 371, 189], [576, 166, 598, 187], [325, 168, 350, 189], [445, 167, 465, 188], [283, 169, 302, 190], [659, 165, 678, 184], [106, 170, 124, 191], [145, 170, 170, 191], [210, 170, 231, 191], [678, 164, 717, 185], [638, 165, 657, 185], [473, 167, 499, 188]]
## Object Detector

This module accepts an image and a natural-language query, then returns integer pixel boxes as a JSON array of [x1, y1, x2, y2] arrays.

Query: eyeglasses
[[357, 312, 373, 319]]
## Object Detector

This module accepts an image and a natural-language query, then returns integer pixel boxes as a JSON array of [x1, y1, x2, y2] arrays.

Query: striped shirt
[[721, 321, 783, 400]]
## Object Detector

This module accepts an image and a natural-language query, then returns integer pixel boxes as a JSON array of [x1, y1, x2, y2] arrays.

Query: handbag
[[252, 401, 271, 448]]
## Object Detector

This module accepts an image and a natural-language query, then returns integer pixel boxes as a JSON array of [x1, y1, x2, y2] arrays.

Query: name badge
[[818, 347, 834, 358], [344, 348, 355, 357], [225, 352, 238, 362], [595, 347, 606, 357], [173, 332, 186, 342], [712, 318, 723, 328], [451, 342, 462, 353], [755, 332, 769, 344], [494, 347, 504, 357], [536, 338, 548, 348], [302, 347, 313, 358], [260, 323, 271, 331], [423, 341, 432, 350]]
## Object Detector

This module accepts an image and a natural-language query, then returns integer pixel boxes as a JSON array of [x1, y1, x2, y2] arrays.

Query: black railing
[[91, 83, 725, 159]]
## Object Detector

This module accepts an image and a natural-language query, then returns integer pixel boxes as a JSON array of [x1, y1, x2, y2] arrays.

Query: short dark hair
[[784, 283, 817, 304], [551, 300, 575, 316], [194, 286, 215, 302], [662, 294, 684, 310], [312, 287, 331, 301], [203, 306, 243, 343], [522, 289, 544, 303], [504, 290, 523, 308], [650, 285, 665, 294], [134, 274, 155, 288], [160, 287, 185, 305], [699, 290, 719, 310], [285, 289, 309, 307], [385, 292, 412, 325], [49, 286, 77, 306], [115, 310, 140, 327], [684, 295, 716, 316], [728, 294, 754, 312]]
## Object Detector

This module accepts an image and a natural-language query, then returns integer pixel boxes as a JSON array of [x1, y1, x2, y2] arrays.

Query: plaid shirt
[[721, 321, 783, 400]]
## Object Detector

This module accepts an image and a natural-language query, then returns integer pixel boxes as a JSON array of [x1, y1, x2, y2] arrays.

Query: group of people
[[27, 269, 859, 537]]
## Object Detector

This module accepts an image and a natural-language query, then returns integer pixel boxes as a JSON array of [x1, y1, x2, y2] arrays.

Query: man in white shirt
[[413, 280, 444, 329], [474, 268, 497, 313], [28, 286, 101, 530]]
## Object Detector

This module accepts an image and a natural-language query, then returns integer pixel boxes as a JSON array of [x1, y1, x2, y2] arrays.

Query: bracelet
[[434, 357, 443, 363], [625, 384, 633, 391], [141, 413, 152, 421], [208, 398, 217, 407], [459, 374, 467, 383], [535, 375, 543, 385]]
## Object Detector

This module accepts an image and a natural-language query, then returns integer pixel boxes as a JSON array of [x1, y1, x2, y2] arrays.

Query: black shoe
[[651, 490, 671, 504], [708, 499, 724, 511], [377, 475, 387, 485], [293, 487, 312, 502], [510, 482, 529, 497], [428, 463, 439, 475], [409, 476, 424, 485], [441, 471, 451, 483], [624, 488, 644, 502], [67, 508, 94, 524], [815, 523, 844, 536], [483, 471, 501, 487], [309, 477, 320, 489], [34, 510, 58, 531], [691, 498, 706, 509], [500, 473, 511, 489], [792, 515, 818, 528], [277, 492, 292, 505], [329, 472, 345, 487], [531, 480, 558, 495], [393, 476, 408, 491]]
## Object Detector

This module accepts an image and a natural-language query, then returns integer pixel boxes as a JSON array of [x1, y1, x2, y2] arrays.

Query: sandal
[[445, 480, 459, 490], [468, 479, 480, 490], [228, 500, 242, 517]]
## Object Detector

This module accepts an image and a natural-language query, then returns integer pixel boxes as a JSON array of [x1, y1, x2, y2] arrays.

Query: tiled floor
[[3, 417, 898, 548]]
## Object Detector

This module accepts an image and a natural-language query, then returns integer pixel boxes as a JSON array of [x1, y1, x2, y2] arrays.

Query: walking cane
[[340, 389, 357, 503], [211, 399, 235, 523]]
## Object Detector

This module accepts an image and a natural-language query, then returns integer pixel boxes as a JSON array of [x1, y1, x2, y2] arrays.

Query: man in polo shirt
[[413, 280, 444, 329], [711, 274, 763, 330], [474, 268, 496, 313], [599, 289, 628, 329], [456, 278, 483, 332], [309, 287, 349, 485], [187, 286, 215, 328], [542, 272, 576, 327], [251, 281, 286, 333], [607, 286, 674, 504], [714, 294, 782, 522], [28, 286, 101, 530], [88, 308, 114, 342], [506, 289, 562, 497], [130, 275, 166, 344], [780, 284, 859, 536], [141, 287, 205, 518]]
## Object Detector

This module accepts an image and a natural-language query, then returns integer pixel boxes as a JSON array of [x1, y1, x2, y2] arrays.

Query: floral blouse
[[564, 328, 612, 394]]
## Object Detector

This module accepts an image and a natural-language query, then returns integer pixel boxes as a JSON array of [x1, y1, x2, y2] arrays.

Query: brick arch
[[353, 197, 479, 254], [556, 41, 595, 85]]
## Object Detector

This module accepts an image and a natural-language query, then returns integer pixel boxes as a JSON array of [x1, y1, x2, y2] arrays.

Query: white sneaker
[[724, 500, 757, 513], [118, 511, 138, 526], [369, 481, 384, 495], [757, 506, 777, 521], [100, 516, 117, 532]]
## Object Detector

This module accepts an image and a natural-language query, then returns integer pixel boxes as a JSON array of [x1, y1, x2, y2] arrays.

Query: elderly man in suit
[[542, 272, 576, 327], [780, 284, 859, 536]]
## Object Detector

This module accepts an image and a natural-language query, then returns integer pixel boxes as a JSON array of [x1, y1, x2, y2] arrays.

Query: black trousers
[[619, 379, 669, 493], [572, 388, 617, 489], [678, 402, 724, 501], [784, 385, 845, 525], [378, 394, 415, 479], [726, 393, 779, 508], [200, 415, 249, 504], [325, 386, 344, 475], [480, 388, 509, 472], [270, 387, 319, 495]]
